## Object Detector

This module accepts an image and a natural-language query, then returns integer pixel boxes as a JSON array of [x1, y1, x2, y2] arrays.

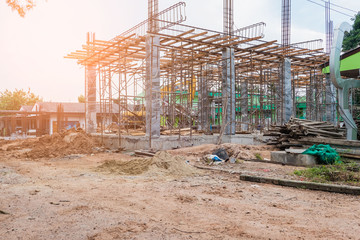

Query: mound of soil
[[97, 151, 199, 177], [0, 139, 10, 148], [24, 130, 97, 159], [147, 151, 199, 176], [221, 143, 276, 160], [170, 143, 277, 160]]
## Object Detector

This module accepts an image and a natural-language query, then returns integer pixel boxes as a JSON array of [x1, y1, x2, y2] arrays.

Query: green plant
[[293, 169, 302, 176], [254, 153, 263, 161], [343, 12, 360, 51], [0, 88, 42, 110], [293, 162, 360, 185]]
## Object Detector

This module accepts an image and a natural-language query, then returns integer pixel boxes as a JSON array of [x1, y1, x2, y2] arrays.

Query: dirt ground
[[1, 141, 360, 239]]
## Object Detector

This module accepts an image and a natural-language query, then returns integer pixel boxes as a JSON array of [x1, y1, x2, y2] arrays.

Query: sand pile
[[97, 158, 153, 175], [97, 151, 199, 177], [147, 151, 199, 176], [23, 130, 97, 159], [0, 139, 9, 148]]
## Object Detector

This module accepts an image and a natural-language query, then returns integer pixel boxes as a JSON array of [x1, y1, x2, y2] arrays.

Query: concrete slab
[[271, 151, 316, 166]]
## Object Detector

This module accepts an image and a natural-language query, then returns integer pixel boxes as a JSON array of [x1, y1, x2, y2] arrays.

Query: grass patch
[[254, 153, 263, 161], [294, 162, 360, 186]]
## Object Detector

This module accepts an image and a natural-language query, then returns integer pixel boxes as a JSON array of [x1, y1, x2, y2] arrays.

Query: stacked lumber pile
[[266, 118, 346, 149], [161, 128, 199, 136]]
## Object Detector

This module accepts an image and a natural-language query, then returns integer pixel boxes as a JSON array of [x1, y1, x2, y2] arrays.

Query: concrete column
[[10, 117, 15, 135], [325, 73, 337, 124], [240, 80, 248, 131], [314, 78, 320, 121], [339, 86, 358, 140], [282, 58, 293, 123], [211, 101, 216, 130], [85, 65, 97, 133], [276, 84, 282, 124], [222, 48, 236, 135], [145, 35, 161, 138], [198, 69, 208, 132], [198, 70, 203, 131], [306, 86, 312, 120]]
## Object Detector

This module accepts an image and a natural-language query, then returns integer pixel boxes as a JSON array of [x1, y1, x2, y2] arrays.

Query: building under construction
[[66, 0, 337, 148]]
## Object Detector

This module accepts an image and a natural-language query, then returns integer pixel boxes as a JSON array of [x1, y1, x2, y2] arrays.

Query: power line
[[304, 0, 353, 18], [317, 0, 358, 14]]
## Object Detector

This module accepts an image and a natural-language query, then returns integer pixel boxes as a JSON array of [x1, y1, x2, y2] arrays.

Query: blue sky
[[0, 0, 358, 102]]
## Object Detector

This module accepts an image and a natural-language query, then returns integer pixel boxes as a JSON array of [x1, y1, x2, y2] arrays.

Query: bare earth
[[1, 144, 360, 239]]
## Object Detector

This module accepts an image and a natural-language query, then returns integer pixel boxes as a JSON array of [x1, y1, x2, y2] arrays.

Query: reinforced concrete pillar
[[85, 65, 97, 133], [282, 58, 293, 123], [306, 86, 312, 120], [222, 48, 236, 135], [145, 35, 161, 138], [325, 74, 337, 124], [240, 80, 248, 131], [198, 69, 209, 132], [276, 84, 282, 124]]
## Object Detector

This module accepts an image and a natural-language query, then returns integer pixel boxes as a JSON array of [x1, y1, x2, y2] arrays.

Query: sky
[[0, 0, 359, 102]]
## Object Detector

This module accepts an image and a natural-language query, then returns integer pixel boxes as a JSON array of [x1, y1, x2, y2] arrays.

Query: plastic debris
[[212, 148, 229, 161]]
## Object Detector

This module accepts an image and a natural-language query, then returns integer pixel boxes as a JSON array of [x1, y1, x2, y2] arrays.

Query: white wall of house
[[49, 115, 85, 135]]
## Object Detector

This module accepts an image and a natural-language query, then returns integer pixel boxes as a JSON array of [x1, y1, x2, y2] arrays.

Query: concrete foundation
[[93, 134, 267, 151], [271, 150, 316, 166]]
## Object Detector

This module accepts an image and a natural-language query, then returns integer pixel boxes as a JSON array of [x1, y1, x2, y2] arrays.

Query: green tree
[[343, 12, 360, 51], [6, 0, 35, 17], [0, 88, 42, 110], [78, 94, 85, 103]]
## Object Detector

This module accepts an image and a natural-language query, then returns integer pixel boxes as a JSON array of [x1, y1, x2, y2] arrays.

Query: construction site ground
[[1, 137, 360, 240]]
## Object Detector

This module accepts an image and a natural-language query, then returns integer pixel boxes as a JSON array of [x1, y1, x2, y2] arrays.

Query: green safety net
[[302, 144, 340, 164]]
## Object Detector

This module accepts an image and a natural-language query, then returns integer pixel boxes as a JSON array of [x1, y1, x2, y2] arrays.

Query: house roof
[[32, 102, 85, 113], [20, 105, 33, 112], [32, 102, 120, 113], [341, 45, 360, 59], [322, 46, 360, 78]]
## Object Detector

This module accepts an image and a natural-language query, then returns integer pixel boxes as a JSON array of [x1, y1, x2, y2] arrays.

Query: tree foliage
[[78, 94, 85, 103], [0, 88, 42, 110], [343, 12, 360, 51], [6, 0, 35, 17]]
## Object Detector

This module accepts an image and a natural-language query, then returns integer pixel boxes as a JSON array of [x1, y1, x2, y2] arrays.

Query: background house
[[0, 102, 120, 136], [32, 102, 86, 135]]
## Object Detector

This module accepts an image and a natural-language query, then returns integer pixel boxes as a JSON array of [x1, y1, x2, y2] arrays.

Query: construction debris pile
[[266, 118, 346, 149], [21, 129, 98, 159], [170, 143, 276, 161], [97, 151, 199, 177]]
